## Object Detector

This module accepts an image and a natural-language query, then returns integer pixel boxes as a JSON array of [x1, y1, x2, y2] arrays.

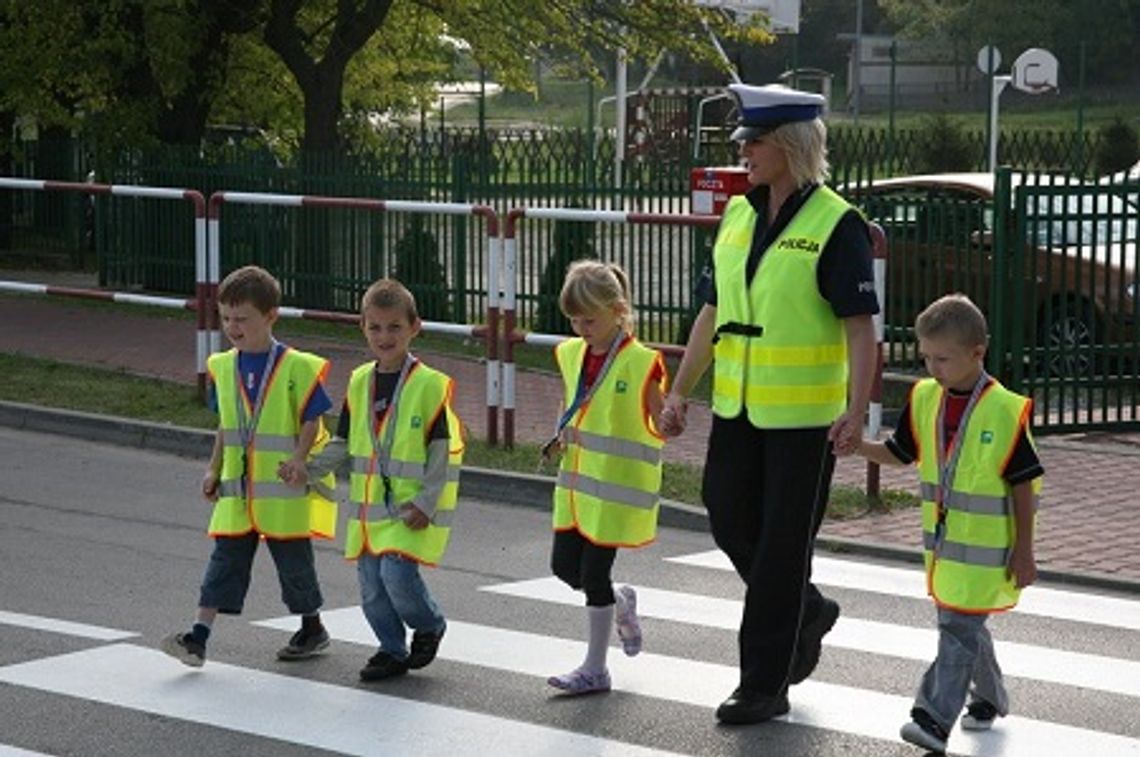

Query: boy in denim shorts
[[161, 265, 338, 667]]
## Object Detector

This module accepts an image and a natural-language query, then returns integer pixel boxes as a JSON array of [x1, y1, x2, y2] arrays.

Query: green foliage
[[909, 113, 976, 173], [536, 217, 596, 334], [393, 217, 450, 322], [1092, 118, 1139, 177]]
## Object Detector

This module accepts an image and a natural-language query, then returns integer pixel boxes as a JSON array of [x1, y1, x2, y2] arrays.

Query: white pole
[[989, 75, 1011, 172], [615, 47, 627, 193]]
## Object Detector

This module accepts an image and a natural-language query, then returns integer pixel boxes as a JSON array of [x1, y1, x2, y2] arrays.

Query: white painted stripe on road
[[0, 644, 679, 757], [667, 549, 1140, 632], [258, 608, 1140, 757], [0, 745, 54, 756], [482, 577, 1140, 698], [0, 611, 136, 641]]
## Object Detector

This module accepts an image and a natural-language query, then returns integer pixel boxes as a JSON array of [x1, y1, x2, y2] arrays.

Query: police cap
[[727, 83, 826, 142]]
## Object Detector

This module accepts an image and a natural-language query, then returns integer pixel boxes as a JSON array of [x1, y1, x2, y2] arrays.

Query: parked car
[[845, 172, 1138, 378]]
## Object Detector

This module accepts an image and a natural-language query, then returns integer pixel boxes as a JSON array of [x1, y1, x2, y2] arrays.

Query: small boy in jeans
[[284, 278, 463, 681], [162, 265, 338, 667], [843, 293, 1043, 754]]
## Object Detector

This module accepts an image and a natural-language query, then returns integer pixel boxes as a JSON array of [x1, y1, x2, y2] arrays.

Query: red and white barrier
[[0, 178, 209, 394], [501, 206, 719, 447], [865, 221, 888, 499], [207, 191, 501, 441]]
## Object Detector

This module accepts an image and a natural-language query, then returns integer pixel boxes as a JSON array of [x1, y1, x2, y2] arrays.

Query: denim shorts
[[198, 532, 323, 615]]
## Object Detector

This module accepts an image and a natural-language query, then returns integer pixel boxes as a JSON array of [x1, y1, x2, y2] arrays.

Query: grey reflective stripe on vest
[[216, 479, 305, 499], [923, 531, 1010, 567], [919, 482, 1009, 516], [556, 469, 657, 510], [446, 464, 461, 482], [351, 456, 426, 480], [220, 429, 295, 452], [309, 481, 335, 500], [566, 427, 661, 465], [350, 503, 456, 527]]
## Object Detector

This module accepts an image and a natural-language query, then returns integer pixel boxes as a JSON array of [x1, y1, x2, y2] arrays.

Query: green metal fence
[[3, 125, 1136, 433]]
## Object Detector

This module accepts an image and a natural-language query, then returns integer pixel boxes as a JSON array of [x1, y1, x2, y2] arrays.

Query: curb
[[3, 400, 1137, 596]]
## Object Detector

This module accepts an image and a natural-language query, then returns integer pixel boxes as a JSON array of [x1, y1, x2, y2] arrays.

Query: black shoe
[[160, 632, 206, 668], [360, 650, 410, 681], [790, 598, 840, 684], [407, 624, 446, 670], [900, 708, 949, 753], [715, 687, 790, 725], [961, 699, 999, 731], [276, 626, 331, 661]]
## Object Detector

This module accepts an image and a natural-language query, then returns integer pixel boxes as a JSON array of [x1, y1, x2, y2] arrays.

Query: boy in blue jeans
[[162, 265, 337, 667], [285, 278, 463, 681], [846, 293, 1042, 754]]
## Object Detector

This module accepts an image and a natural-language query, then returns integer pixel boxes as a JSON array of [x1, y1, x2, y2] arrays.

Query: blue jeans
[[199, 533, 322, 615], [357, 553, 445, 659], [914, 607, 1010, 733]]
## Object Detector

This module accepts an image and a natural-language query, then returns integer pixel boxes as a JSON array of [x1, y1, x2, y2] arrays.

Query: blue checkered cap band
[[728, 83, 825, 140]]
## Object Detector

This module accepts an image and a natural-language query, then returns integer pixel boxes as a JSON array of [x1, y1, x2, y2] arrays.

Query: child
[[543, 259, 667, 695], [162, 265, 338, 667], [284, 278, 463, 682], [844, 293, 1043, 754]]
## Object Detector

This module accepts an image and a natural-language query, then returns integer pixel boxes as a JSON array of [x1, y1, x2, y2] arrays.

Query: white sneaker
[[615, 585, 642, 657]]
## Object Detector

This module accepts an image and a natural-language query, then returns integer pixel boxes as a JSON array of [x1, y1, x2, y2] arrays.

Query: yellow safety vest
[[552, 337, 666, 547], [711, 187, 851, 428], [912, 378, 1042, 613], [207, 347, 337, 539], [344, 360, 464, 566]]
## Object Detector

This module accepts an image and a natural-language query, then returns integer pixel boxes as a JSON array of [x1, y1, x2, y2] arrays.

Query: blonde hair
[[217, 265, 281, 314], [915, 293, 989, 348], [765, 118, 830, 187], [360, 278, 419, 323], [559, 259, 634, 334]]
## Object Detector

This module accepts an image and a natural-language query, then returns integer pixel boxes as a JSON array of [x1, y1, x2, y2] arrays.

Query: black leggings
[[550, 529, 617, 607]]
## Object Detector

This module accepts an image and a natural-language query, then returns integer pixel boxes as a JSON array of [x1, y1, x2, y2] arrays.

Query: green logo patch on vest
[[980, 430, 994, 444], [410, 415, 423, 429], [615, 379, 628, 393]]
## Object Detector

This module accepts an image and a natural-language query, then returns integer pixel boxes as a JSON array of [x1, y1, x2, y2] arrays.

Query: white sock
[[582, 605, 613, 673]]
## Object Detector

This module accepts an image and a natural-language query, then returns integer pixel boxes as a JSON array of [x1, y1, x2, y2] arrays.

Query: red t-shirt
[[581, 335, 663, 390]]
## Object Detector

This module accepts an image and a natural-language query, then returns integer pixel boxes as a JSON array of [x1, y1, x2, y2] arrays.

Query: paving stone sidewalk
[[3, 281, 1139, 590]]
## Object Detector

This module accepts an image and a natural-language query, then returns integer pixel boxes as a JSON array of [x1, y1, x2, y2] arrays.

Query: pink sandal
[[547, 667, 612, 694]]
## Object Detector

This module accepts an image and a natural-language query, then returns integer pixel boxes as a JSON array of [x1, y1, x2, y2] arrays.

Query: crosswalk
[[2, 549, 1139, 756]]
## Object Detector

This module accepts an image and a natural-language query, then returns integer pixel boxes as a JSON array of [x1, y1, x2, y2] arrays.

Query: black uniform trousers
[[701, 413, 836, 696]]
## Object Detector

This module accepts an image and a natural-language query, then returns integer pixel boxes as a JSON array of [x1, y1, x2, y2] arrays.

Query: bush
[[393, 218, 450, 321], [910, 113, 976, 173], [1092, 118, 1139, 177], [535, 217, 596, 334]]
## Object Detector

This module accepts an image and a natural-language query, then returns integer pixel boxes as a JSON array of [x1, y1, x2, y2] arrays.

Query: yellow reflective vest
[[553, 336, 666, 547], [911, 377, 1042, 613], [344, 360, 464, 566], [207, 347, 337, 539], [711, 187, 851, 428]]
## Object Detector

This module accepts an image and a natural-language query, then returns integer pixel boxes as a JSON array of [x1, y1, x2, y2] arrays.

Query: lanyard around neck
[[367, 354, 416, 484], [934, 370, 990, 506], [553, 331, 625, 437], [234, 340, 282, 450]]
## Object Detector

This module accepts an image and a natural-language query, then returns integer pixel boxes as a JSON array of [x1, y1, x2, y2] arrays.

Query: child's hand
[[202, 469, 220, 502], [277, 459, 309, 488], [1007, 540, 1037, 589], [660, 395, 687, 437], [400, 504, 430, 530]]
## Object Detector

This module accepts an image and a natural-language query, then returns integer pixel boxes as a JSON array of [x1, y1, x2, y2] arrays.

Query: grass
[[0, 346, 918, 517]]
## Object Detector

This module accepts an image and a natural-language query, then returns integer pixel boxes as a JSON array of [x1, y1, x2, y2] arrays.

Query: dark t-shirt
[[885, 382, 1044, 485], [334, 365, 449, 442], [697, 184, 880, 319], [580, 335, 664, 390]]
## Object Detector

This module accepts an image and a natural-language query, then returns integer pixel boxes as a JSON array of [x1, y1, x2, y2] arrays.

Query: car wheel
[[1037, 298, 1098, 379]]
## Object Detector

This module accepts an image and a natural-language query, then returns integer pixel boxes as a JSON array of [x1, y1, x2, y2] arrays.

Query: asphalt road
[[1, 429, 1138, 756]]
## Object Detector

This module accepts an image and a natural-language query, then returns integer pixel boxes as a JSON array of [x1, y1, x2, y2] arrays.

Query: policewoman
[[661, 83, 879, 724]]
